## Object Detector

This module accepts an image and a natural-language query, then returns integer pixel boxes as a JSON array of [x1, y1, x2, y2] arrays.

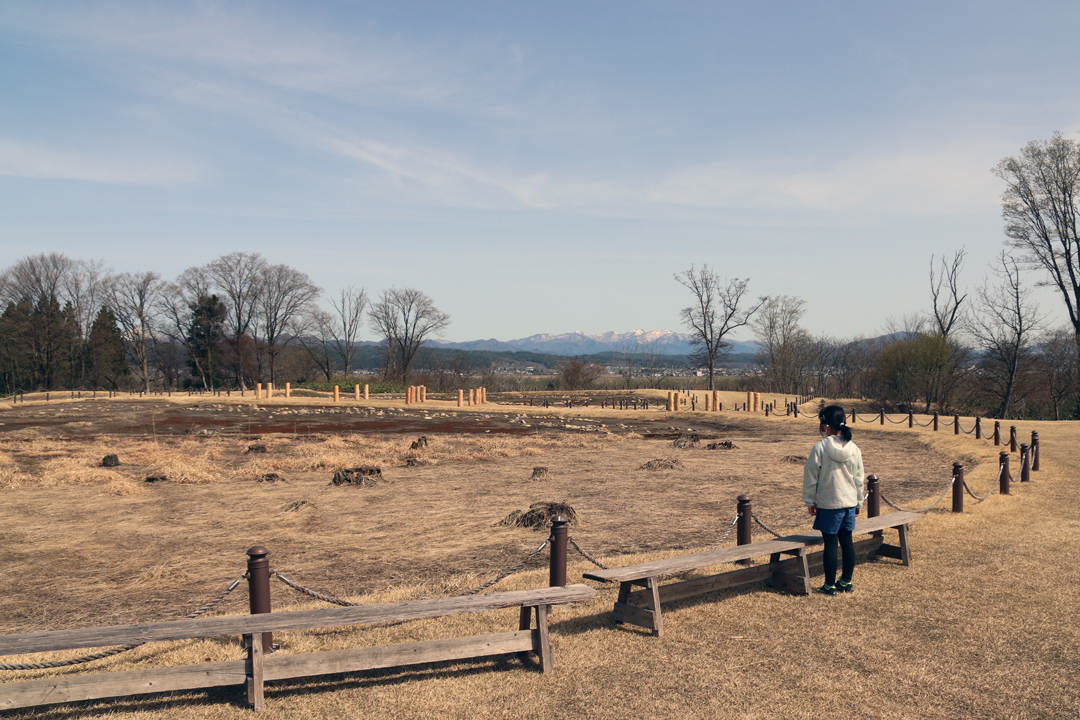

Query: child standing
[[803, 405, 865, 595]]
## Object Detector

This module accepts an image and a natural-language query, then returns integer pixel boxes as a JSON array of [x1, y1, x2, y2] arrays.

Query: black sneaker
[[836, 579, 853, 593], [815, 584, 837, 596]]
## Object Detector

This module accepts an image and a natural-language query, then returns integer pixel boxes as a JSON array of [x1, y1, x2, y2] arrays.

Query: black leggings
[[822, 528, 855, 586]]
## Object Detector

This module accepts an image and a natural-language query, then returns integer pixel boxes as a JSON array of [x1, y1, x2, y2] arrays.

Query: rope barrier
[[881, 477, 954, 514], [884, 415, 908, 424], [750, 512, 782, 538], [0, 573, 246, 671], [568, 537, 608, 570], [708, 516, 739, 550], [457, 539, 551, 596], [275, 572, 358, 607], [959, 421, 976, 435], [912, 417, 935, 428], [962, 464, 1003, 502]]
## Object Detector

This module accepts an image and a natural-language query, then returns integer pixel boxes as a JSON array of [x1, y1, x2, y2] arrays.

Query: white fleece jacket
[[803, 436, 865, 510]]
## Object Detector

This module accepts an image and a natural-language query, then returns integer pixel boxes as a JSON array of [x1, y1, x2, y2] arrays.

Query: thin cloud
[[0, 137, 203, 186]]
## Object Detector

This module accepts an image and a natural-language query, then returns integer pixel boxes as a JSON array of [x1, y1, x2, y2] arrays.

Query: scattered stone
[[640, 458, 683, 471], [410, 436, 429, 450], [246, 444, 268, 454], [101, 454, 120, 467], [258, 473, 286, 482], [706, 441, 740, 450], [781, 455, 806, 464], [530, 466, 550, 481], [144, 475, 168, 483], [672, 433, 700, 449], [185, 428, 219, 437], [498, 501, 577, 531], [331, 466, 383, 486], [405, 458, 426, 467]]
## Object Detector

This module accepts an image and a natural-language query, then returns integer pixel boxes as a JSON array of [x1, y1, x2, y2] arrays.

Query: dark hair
[[819, 405, 852, 442]]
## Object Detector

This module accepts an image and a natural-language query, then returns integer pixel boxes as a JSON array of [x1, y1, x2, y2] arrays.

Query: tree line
[[0, 252, 450, 395]]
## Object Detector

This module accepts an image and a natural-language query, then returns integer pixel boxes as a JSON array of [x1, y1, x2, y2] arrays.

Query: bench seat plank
[[582, 539, 805, 584], [0, 585, 596, 657]]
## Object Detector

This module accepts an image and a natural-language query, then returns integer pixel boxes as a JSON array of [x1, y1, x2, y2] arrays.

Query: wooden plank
[[769, 571, 810, 595], [625, 564, 773, 606], [898, 523, 912, 566], [612, 602, 656, 631], [246, 632, 264, 712], [646, 578, 663, 638], [259, 631, 535, 681], [873, 544, 903, 560], [582, 539, 807, 583], [0, 661, 247, 711], [0, 585, 597, 657], [535, 606, 552, 674]]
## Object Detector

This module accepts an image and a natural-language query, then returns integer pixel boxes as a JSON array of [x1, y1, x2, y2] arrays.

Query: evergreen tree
[[188, 294, 226, 389], [86, 306, 128, 390]]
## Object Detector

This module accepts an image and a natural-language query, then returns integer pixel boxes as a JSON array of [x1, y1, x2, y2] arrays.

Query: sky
[[2, 1, 1079, 343]]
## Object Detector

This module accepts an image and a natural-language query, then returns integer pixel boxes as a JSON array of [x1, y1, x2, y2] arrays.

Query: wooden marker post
[[285, 382, 291, 399], [255, 383, 262, 400], [421, 386, 427, 403], [713, 390, 719, 412], [267, 382, 273, 399], [469, 389, 476, 406], [333, 385, 339, 402], [354, 384, 360, 401], [457, 389, 464, 407], [364, 384, 369, 400]]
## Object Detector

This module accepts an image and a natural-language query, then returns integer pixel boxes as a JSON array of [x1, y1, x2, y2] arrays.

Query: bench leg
[[534, 605, 552, 673], [519, 606, 531, 631], [246, 632, 265, 712], [646, 577, 664, 638], [898, 523, 912, 566]]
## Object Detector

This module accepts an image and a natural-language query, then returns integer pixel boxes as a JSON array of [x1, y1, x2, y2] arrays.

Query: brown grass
[[0, 399, 1076, 718]]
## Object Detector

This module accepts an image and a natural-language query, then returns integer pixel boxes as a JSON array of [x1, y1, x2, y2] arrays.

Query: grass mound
[[640, 458, 683, 471], [498, 501, 577, 530]]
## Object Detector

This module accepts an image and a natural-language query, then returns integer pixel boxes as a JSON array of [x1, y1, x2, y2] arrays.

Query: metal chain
[[881, 477, 954, 513], [0, 573, 246, 671], [912, 417, 935, 428], [884, 415, 908, 424], [708, 516, 739, 550], [750, 512, 782, 538], [457, 538, 550, 596], [568, 536, 608, 570], [274, 571, 358, 607]]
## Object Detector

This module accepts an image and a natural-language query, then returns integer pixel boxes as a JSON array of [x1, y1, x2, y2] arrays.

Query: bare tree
[[995, 133, 1080, 359], [1033, 326, 1078, 420], [158, 267, 221, 390], [751, 295, 817, 394], [110, 271, 166, 393], [295, 308, 338, 383], [929, 249, 968, 337], [675, 265, 765, 390], [205, 252, 266, 389], [368, 287, 450, 384], [256, 264, 321, 385], [968, 253, 1044, 418], [326, 285, 368, 378]]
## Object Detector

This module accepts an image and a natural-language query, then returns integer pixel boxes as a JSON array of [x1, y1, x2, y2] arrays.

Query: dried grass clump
[[146, 452, 220, 484], [498, 501, 577, 530], [780, 454, 806, 463], [640, 458, 683, 471], [673, 433, 700, 449], [707, 441, 740, 450], [39, 456, 127, 487]]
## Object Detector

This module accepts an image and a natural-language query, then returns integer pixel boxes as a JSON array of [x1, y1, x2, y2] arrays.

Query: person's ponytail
[[818, 405, 852, 442]]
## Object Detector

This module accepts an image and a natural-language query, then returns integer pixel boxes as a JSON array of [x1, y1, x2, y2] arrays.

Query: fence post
[[1031, 431, 1040, 471], [765, 404, 770, 417], [333, 385, 339, 403], [908, 412, 913, 428], [736, 495, 752, 565], [1009, 426, 1017, 453], [879, 409, 884, 425], [246, 546, 273, 653], [993, 421, 1001, 446], [866, 475, 880, 518], [954, 415, 960, 435], [933, 412, 939, 431], [975, 417, 982, 440], [1020, 444, 1030, 482], [457, 389, 463, 407], [549, 515, 568, 587], [952, 463, 964, 513], [364, 384, 369, 400], [999, 451, 1011, 495]]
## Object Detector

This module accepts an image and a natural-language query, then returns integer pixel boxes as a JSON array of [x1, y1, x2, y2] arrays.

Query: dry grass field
[[0, 392, 1076, 719]]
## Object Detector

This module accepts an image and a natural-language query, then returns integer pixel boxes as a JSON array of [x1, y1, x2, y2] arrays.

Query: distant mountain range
[[428, 330, 759, 357]]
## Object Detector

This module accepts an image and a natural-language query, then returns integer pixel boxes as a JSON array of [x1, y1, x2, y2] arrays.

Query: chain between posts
[[0, 573, 247, 671], [961, 464, 1004, 502], [708, 516, 740, 550], [881, 476, 956, 513], [884, 414, 908, 424], [750, 512, 783, 537], [568, 536, 608, 570], [274, 571, 358, 606]]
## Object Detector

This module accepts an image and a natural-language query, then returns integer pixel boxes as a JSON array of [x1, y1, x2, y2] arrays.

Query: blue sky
[[2, 1, 1078, 342]]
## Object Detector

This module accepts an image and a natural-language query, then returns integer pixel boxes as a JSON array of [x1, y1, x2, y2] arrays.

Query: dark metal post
[[736, 495, 752, 565], [1031, 431, 1040, 471], [952, 414, 959, 435], [866, 475, 880, 518], [765, 404, 770, 417], [879, 409, 884, 425], [246, 546, 273, 653], [999, 451, 1011, 495], [933, 413, 939, 431], [549, 515, 568, 587], [952, 463, 964, 513], [908, 412, 913, 428], [851, 407, 856, 424], [1010, 426, 1017, 453], [975, 417, 982, 440], [994, 421, 1001, 446], [1020, 444, 1030, 483]]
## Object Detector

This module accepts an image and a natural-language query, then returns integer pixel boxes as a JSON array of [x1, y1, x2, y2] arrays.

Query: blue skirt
[[814, 507, 857, 535]]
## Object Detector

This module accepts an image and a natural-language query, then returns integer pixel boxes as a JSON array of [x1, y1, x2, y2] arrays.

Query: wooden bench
[[583, 511, 922, 637], [0, 584, 597, 712]]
